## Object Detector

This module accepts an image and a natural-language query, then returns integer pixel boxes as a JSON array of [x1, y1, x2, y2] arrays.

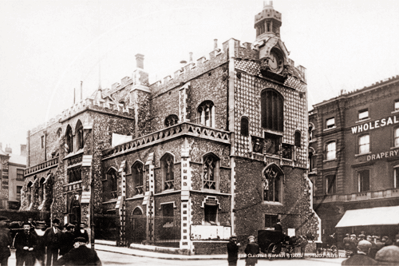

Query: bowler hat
[[52, 218, 60, 224], [375, 245, 399, 264]]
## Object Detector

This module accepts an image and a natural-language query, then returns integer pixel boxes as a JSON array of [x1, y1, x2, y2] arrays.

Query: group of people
[[342, 232, 399, 265], [227, 235, 260, 266], [0, 216, 101, 266]]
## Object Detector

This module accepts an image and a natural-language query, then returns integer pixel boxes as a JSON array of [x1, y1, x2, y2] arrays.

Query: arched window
[[39, 178, 45, 203], [107, 168, 118, 198], [76, 120, 84, 150], [295, 131, 301, 148], [132, 162, 144, 195], [203, 153, 219, 190], [358, 134, 370, 154], [261, 89, 284, 132], [326, 141, 336, 160], [394, 128, 399, 147], [27, 181, 32, 206], [263, 165, 283, 203], [161, 153, 174, 190], [165, 115, 179, 127], [198, 101, 215, 128], [241, 117, 249, 136], [65, 125, 73, 154]]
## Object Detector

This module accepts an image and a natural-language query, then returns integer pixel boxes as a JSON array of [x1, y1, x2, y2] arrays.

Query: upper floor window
[[325, 175, 336, 195], [308, 123, 315, 141], [106, 168, 118, 198], [198, 101, 215, 128], [27, 181, 32, 206], [263, 165, 283, 203], [68, 166, 81, 183], [358, 170, 370, 192], [76, 120, 84, 150], [394, 167, 399, 188], [161, 153, 174, 190], [41, 135, 45, 149], [358, 109, 369, 120], [16, 186, 22, 201], [309, 148, 316, 172], [132, 162, 144, 195], [326, 141, 336, 160], [241, 117, 249, 137], [165, 115, 179, 127], [261, 89, 283, 132], [65, 125, 73, 154], [17, 169, 24, 181], [203, 154, 219, 190], [395, 100, 399, 111], [358, 134, 370, 154], [295, 131, 301, 148], [394, 128, 399, 147], [326, 118, 335, 129]]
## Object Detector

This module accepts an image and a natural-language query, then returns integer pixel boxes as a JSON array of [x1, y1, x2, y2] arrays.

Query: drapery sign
[[191, 225, 231, 240]]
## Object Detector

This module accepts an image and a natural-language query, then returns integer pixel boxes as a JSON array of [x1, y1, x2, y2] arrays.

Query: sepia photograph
[[1, 0, 399, 265]]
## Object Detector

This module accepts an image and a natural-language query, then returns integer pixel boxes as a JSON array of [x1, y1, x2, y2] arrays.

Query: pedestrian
[[227, 235, 240, 266], [34, 222, 46, 266], [0, 216, 11, 266], [341, 240, 378, 265], [273, 219, 282, 232], [348, 234, 358, 256], [59, 224, 75, 256], [14, 222, 37, 266], [375, 245, 399, 265], [44, 218, 62, 266], [55, 237, 101, 266], [244, 235, 259, 266], [74, 223, 89, 243]]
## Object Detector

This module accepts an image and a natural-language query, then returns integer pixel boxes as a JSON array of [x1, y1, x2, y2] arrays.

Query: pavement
[[94, 240, 347, 261]]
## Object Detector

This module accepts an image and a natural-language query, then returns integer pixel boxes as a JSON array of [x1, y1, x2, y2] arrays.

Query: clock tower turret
[[254, 1, 282, 42]]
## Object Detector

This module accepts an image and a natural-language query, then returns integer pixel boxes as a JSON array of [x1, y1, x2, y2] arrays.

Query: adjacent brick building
[[21, 2, 319, 254], [309, 75, 399, 247], [0, 143, 26, 210]]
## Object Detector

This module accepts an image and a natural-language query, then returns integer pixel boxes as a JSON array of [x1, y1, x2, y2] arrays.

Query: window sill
[[323, 159, 337, 163], [391, 110, 399, 114], [355, 152, 371, 157], [355, 118, 370, 124], [390, 146, 399, 150], [323, 127, 336, 131], [102, 199, 117, 204], [64, 180, 82, 186], [126, 194, 144, 200], [262, 201, 283, 206]]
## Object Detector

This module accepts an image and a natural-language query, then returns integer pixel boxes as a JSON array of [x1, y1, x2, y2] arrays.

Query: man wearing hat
[[244, 235, 259, 266], [55, 237, 101, 266], [375, 245, 399, 265], [14, 222, 37, 266], [74, 223, 89, 243], [227, 235, 240, 266], [59, 224, 75, 256], [341, 240, 378, 265], [0, 216, 11, 266], [34, 221, 47, 266], [44, 218, 62, 266]]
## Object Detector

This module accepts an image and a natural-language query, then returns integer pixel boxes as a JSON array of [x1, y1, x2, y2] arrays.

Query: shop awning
[[336, 206, 399, 227]]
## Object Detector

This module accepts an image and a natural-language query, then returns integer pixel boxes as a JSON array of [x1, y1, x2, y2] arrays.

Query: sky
[[1, 0, 399, 154]]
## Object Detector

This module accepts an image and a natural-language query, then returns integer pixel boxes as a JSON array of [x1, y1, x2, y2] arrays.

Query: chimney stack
[[5, 145, 12, 155], [214, 39, 218, 50], [20, 144, 27, 157], [135, 54, 144, 69]]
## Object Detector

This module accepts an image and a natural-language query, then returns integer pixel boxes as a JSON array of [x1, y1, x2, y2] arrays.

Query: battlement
[[30, 114, 62, 135]]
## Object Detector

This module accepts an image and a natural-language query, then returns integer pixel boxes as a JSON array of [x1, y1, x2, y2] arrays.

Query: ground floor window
[[265, 214, 278, 228], [204, 204, 217, 225]]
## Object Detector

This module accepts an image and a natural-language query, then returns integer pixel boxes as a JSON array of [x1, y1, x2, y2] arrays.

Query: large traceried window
[[358, 134, 370, 154], [263, 165, 283, 203], [358, 170, 370, 192], [394, 128, 399, 147], [198, 101, 215, 128], [326, 141, 336, 160], [161, 153, 174, 190], [261, 89, 284, 132], [68, 166, 82, 183], [202, 154, 219, 190], [132, 162, 144, 195], [76, 120, 84, 150], [65, 125, 73, 154]]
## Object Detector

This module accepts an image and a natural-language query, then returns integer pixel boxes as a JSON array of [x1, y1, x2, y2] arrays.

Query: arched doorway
[[127, 207, 146, 244]]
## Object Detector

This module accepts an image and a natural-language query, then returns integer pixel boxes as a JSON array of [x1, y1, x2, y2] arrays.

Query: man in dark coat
[[244, 235, 259, 266], [44, 218, 62, 266], [0, 217, 11, 266], [34, 222, 47, 266], [74, 223, 89, 243], [342, 240, 378, 265], [55, 237, 101, 266], [273, 219, 282, 232], [14, 223, 37, 266], [59, 224, 75, 256], [227, 235, 240, 266]]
